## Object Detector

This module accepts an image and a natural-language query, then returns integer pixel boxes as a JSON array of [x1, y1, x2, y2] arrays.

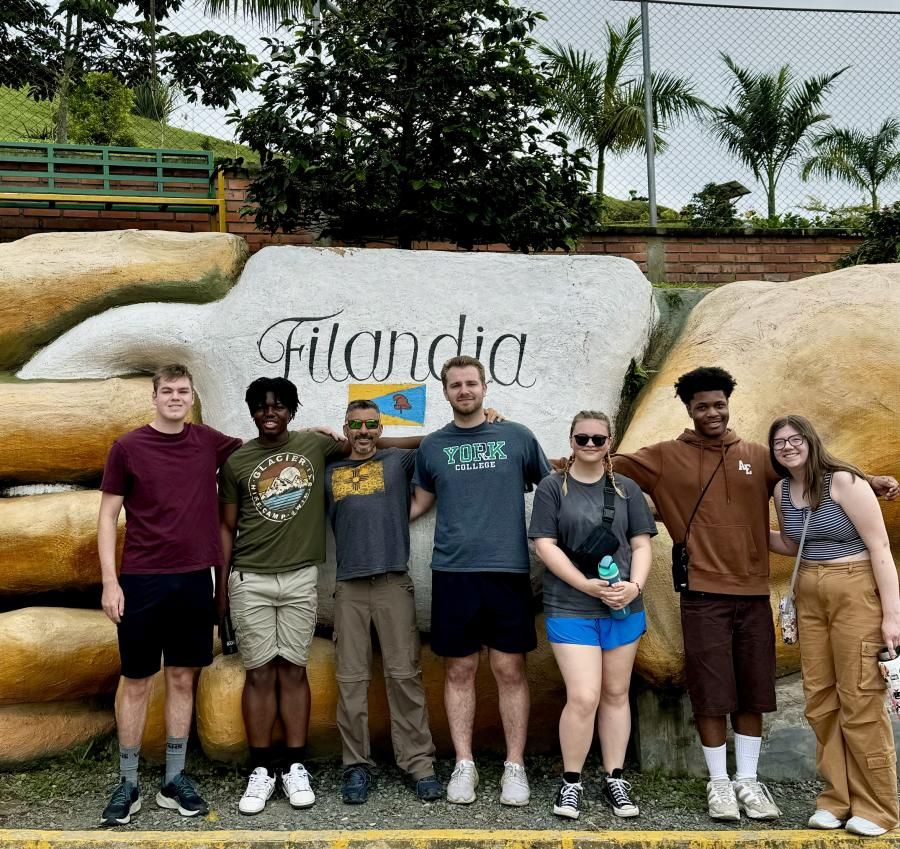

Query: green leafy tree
[[539, 17, 705, 221], [680, 183, 739, 228], [802, 119, 900, 211], [836, 201, 900, 267], [236, 0, 599, 251], [1, 0, 257, 142], [711, 55, 846, 220]]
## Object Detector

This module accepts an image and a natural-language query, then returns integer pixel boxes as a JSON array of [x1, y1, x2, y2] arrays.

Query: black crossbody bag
[[561, 474, 619, 577], [671, 455, 724, 593]]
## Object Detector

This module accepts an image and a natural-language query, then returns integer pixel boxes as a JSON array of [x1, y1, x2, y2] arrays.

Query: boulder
[[0, 378, 152, 482], [0, 491, 125, 595], [198, 625, 565, 763], [0, 701, 114, 766], [0, 230, 249, 369], [0, 608, 119, 703], [20, 247, 658, 626], [621, 264, 900, 685]]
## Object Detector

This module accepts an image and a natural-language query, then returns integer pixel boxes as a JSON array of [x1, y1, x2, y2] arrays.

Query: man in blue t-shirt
[[411, 355, 551, 807]]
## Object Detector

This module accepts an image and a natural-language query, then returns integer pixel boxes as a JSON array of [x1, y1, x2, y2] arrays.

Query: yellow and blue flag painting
[[348, 383, 426, 427]]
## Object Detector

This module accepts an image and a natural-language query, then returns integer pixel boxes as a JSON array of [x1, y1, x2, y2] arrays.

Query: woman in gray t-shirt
[[528, 410, 656, 822]]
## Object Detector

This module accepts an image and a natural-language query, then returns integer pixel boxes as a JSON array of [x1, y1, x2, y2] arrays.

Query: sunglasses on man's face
[[573, 433, 609, 447], [347, 419, 380, 430]]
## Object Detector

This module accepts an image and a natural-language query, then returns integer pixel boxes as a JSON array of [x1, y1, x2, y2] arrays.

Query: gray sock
[[119, 744, 140, 787], [165, 736, 188, 784]]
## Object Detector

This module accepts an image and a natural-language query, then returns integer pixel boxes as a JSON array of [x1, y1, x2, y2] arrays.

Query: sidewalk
[[1, 828, 898, 849]]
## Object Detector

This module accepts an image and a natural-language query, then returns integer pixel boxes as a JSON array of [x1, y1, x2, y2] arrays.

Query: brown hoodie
[[614, 430, 780, 596]]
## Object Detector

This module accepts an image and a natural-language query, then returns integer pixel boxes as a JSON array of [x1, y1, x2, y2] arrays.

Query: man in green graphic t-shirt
[[219, 377, 346, 816]]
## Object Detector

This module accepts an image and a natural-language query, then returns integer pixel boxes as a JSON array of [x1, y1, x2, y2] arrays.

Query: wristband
[[633, 580, 642, 596]]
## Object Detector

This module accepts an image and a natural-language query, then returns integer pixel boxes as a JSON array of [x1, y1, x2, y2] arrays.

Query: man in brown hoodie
[[612, 366, 897, 824]]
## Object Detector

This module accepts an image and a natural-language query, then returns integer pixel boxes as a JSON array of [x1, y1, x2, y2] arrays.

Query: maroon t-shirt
[[101, 423, 243, 575]]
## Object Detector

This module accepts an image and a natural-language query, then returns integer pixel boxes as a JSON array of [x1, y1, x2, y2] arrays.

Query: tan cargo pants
[[333, 571, 436, 779], [796, 559, 899, 830]]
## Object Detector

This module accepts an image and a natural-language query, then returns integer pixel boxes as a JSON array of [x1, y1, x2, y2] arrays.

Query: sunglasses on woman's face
[[573, 433, 609, 447]]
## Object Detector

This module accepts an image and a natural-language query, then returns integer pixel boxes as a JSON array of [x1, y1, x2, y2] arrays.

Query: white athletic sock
[[702, 743, 728, 781], [733, 733, 761, 781]]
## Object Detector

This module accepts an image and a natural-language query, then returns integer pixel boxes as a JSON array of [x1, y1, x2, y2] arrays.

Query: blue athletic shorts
[[545, 611, 647, 649]]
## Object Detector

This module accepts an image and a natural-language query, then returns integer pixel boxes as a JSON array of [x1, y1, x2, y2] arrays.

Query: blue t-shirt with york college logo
[[413, 420, 551, 573]]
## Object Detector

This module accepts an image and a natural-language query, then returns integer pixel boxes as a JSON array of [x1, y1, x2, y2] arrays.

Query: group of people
[[97, 357, 900, 838]]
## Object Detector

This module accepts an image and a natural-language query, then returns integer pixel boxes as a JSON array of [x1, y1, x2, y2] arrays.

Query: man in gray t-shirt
[[411, 356, 551, 808], [325, 400, 441, 805]]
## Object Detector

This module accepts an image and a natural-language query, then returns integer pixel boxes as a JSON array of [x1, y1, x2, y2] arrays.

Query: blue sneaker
[[413, 773, 443, 802], [155, 772, 208, 817], [100, 778, 141, 826], [341, 765, 373, 804]]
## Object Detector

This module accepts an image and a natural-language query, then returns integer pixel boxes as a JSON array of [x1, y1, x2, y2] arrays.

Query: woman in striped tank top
[[768, 414, 900, 837]]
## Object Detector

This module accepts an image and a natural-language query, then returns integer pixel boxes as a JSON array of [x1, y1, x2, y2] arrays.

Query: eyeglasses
[[773, 435, 805, 451], [347, 419, 380, 430], [573, 433, 609, 447]]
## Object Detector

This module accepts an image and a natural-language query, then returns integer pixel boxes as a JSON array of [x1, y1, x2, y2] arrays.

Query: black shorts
[[430, 570, 537, 657], [118, 569, 214, 679], [680, 591, 776, 716]]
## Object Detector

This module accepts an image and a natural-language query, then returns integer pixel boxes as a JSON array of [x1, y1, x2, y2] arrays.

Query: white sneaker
[[732, 778, 781, 820], [706, 777, 740, 821], [499, 761, 530, 806], [846, 815, 887, 836], [282, 763, 315, 809], [446, 760, 478, 804], [238, 767, 275, 815], [808, 809, 843, 829]]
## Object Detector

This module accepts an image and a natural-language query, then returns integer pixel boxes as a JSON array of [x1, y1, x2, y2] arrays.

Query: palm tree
[[540, 17, 705, 222], [711, 54, 846, 219], [802, 119, 900, 211], [202, 0, 318, 26]]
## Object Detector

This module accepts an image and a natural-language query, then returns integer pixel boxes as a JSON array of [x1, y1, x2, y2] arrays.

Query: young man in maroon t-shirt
[[97, 364, 242, 826]]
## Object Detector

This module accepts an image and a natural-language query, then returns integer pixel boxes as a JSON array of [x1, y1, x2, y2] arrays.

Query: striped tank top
[[780, 472, 867, 560]]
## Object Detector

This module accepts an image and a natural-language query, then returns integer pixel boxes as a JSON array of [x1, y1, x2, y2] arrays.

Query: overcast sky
[[162, 0, 900, 216]]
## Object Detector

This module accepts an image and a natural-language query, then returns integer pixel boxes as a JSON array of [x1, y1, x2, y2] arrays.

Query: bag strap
[[600, 473, 616, 528], [787, 503, 812, 597], [684, 454, 725, 541]]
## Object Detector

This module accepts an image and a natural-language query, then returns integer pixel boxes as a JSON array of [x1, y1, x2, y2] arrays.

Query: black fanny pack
[[561, 475, 618, 577]]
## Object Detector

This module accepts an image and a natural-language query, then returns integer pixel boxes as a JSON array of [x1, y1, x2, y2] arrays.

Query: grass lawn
[[0, 86, 258, 162]]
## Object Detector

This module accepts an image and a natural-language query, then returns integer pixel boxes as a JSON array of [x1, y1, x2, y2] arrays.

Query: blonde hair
[[562, 410, 625, 497]]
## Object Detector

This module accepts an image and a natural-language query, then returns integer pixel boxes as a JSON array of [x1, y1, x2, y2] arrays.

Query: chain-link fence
[[2, 1, 898, 221]]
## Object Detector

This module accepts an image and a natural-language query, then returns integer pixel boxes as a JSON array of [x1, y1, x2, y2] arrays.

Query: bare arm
[[833, 471, 900, 654], [217, 502, 238, 621], [410, 486, 436, 521], [533, 537, 608, 601], [769, 481, 799, 557], [98, 493, 125, 624], [865, 473, 900, 501]]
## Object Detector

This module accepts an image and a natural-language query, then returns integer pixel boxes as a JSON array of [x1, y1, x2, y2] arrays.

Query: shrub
[[836, 201, 900, 267], [68, 72, 135, 146], [680, 183, 739, 228]]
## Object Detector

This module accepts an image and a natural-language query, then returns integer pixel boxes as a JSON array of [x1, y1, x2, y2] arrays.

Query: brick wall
[[0, 172, 862, 282]]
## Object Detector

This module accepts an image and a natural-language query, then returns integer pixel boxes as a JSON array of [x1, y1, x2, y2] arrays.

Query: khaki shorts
[[228, 567, 318, 669]]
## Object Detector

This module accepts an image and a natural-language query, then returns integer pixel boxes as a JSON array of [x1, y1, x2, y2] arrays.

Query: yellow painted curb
[[0, 829, 897, 849]]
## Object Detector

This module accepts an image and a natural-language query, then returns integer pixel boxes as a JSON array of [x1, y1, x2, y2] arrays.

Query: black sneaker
[[100, 778, 141, 826], [341, 765, 373, 804], [413, 773, 443, 802], [155, 772, 209, 817], [552, 780, 582, 820], [602, 772, 639, 818]]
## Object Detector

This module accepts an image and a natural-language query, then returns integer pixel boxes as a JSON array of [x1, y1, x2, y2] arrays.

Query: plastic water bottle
[[598, 555, 630, 620], [878, 648, 900, 716]]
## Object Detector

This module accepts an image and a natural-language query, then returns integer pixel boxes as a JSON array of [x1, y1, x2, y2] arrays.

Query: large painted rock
[[0, 608, 119, 703], [198, 627, 565, 762], [0, 701, 114, 766], [621, 264, 900, 686], [0, 491, 125, 594], [19, 247, 658, 626], [0, 230, 248, 369], [0, 378, 152, 482]]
